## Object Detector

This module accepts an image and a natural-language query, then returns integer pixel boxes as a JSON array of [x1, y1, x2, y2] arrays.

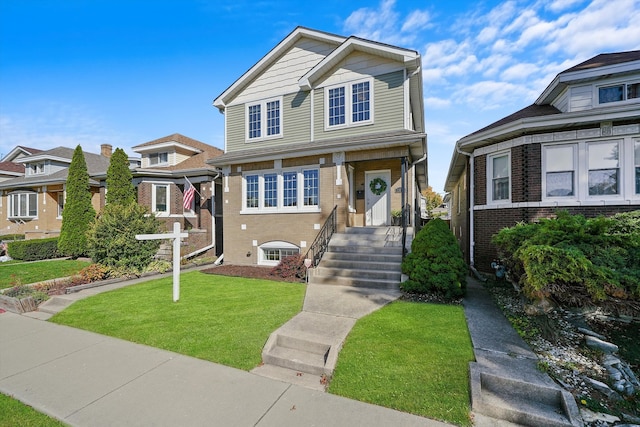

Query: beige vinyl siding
[[225, 91, 311, 153], [314, 70, 405, 141], [232, 38, 337, 106], [569, 84, 593, 112]]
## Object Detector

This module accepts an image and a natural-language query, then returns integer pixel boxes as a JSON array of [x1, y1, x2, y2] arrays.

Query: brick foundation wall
[[474, 205, 640, 272]]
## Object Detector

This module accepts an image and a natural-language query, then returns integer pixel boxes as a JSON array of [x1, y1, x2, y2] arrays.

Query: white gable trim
[[213, 27, 344, 110], [132, 141, 202, 154]]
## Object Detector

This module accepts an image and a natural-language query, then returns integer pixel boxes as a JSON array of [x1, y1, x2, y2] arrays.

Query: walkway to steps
[[251, 226, 406, 391]]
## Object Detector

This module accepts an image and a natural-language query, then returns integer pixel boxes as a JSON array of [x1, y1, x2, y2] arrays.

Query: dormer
[[133, 136, 203, 169]]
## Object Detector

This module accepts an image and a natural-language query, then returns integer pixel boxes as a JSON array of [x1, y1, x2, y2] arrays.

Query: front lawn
[[0, 393, 66, 427], [0, 259, 92, 290], [329, 301, 474, 426], [50, 271, 305, 370]]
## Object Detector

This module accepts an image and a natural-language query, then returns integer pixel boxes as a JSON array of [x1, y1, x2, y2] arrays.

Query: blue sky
[[1, 0, 639, 193]]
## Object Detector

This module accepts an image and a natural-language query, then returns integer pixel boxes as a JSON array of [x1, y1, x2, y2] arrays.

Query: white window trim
[[587, 140, 623, 199], [241, 167, 321, 214], [57, 192, 64, 219], [542, 143, 578, 201], [8, 191, 38, 219], [258, 241, 300, 266], [486, 151, 511, 204], [148, 152, 169, 167], [595, 77, 640, 107], [245, 96, 283, 142], [151, 183, 170, 216], [324, 77, 374, 131]]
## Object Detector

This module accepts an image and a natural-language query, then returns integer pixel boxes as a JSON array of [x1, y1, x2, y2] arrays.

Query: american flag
[[183, 178, 196, 210]]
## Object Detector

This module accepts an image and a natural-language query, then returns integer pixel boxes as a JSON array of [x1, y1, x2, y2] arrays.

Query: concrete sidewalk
[[1, 272, 451, 427]]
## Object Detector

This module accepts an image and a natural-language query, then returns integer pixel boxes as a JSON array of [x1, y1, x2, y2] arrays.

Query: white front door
[[365, 170, 391, 226]]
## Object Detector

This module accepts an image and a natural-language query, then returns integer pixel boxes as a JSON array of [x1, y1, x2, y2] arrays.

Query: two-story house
[[131, 133, 224, 258], [209, 27, 427, 266], [445, 50, 640, 272], [0, 145, 110, 239]]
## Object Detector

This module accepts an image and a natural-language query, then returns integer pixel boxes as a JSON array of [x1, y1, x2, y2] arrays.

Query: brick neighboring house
[[209, 27, 427, 266], [0, 146, 110, 239], [131, 133, 224, 258], [445, 50, 640, 272]]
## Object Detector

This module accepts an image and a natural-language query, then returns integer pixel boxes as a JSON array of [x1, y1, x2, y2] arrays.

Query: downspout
[[455, 144, 482, 279]]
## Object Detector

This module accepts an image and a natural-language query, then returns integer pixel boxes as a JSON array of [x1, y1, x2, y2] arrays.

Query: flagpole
[[184, 176, 203, 198]]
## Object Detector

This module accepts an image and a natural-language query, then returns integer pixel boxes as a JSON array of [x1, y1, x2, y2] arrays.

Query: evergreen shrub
[[7, 237, 61, 261], [401, 218, 467, 298]]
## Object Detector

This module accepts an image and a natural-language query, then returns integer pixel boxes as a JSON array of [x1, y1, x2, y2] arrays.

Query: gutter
[[455, 144, 475, 269]]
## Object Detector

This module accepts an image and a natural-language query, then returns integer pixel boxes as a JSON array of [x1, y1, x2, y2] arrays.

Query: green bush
[[7, 237, 61, 261], [492, 210, 640, 307], [87, 202, 161, 271], [401, 218, 467, 298]]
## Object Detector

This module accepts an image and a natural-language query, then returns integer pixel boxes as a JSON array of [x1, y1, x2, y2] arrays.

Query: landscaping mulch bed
[[201, 264, 303, 283]]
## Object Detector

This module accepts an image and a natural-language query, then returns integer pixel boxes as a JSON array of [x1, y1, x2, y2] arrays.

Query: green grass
[[50, 271, 305, 370], [0, 259, 92, 289], [328, 301, 474, 426], [0, 393, 67, 427]]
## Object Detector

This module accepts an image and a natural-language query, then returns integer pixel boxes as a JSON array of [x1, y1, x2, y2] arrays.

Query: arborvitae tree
[[58, 145, 96, 258], [106, 148, 135, 205]]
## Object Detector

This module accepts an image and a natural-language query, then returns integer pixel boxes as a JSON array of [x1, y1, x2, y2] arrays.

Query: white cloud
[[424, 97, 451, 109], [547, 0, 587, 12], [401, 10, 431, 32], [500, 62, 539, 81]]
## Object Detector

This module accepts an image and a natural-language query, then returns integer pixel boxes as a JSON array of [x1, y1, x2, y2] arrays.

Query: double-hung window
[[326, 78, 373, 129], [9, 192, 37, 218], [243, 168, 320, 213], [588, 141, 619, 196], [57, 193, 64, 218], [544, 145, 576, 197], [488, 152, 510, 202], [152, 184, 169, 214], [246, 97, 282, 141]]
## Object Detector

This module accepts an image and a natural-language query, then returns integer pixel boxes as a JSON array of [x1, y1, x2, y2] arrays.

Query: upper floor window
[[588, 141, 619, 196], [149, 152, 168, 166], [598, 82, 640, 104], [28, 162, 46, 175], [326, 78, 373, 129], [544, 145, 576, 197], [152, 183, 169, 214], [246, 97, 282, 141], [243, 168, 320, 213], [487, 152, 510, 202], [9, 192, 37, 218]]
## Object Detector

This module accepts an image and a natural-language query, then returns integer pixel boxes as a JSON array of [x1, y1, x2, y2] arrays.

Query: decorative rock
[[577, 327, 606, 340], [608, 369, 623, 381], [621, 412, 640, 424], [620, 364, 640, 387], [585, 335, 619, 354], [603, 354, 621, 366], [613, 379, 626, 392], [580, 408, 621, 424], [524, 298, 555, 315], [624, 384, 636, 396], [584, 377, 622, 401]]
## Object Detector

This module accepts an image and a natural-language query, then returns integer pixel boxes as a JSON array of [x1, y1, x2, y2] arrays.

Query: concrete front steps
[[308, 227, 404, 290]]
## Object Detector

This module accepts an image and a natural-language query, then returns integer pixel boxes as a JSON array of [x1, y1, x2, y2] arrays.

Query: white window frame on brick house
[[9, 191, 38, 219], [241, 167, 320, 214], [324, 77, 374, 130], [152, 183, 170, 216], [258, 241, 300, 266], [542, 144, 578, 199], [486, 151, 511, 203], [596, 80, 640, 105], [588, 140, 621, 197], [245, 96, 283, 142], [149, 152, 169, 167], [57, 192, 64, 218]]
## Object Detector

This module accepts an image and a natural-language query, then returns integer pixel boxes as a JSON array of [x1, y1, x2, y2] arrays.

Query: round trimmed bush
[[401, 218, 467, 298]]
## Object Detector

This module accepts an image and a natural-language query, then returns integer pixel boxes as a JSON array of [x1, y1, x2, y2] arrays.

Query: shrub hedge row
[[7, 237, 61, 261]]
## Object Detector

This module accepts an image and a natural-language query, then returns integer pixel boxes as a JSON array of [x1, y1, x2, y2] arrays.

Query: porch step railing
[[305, 205, 337, 267]]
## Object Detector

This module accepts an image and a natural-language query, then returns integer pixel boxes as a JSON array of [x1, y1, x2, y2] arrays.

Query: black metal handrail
[[401, 203, 410, 257], [305, 205, 337, 267]]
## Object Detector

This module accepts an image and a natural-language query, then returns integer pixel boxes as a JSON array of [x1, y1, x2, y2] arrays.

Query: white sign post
[[136, 222, 188, 302]]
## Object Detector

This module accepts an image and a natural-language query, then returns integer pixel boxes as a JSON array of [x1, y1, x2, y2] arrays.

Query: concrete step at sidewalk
[[263, 345, 327, 376], [250, 364, 326, 391], [470, 364, 581, 427], [309, 274, 400, 289], [314, 266, 401, 281], [37, 296, 76, 315]]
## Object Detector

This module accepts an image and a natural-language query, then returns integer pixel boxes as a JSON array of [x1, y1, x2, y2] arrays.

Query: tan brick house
[[445, 50, 640, 272], [0, 146, 109, 239], [209, 27, 427, 266]]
